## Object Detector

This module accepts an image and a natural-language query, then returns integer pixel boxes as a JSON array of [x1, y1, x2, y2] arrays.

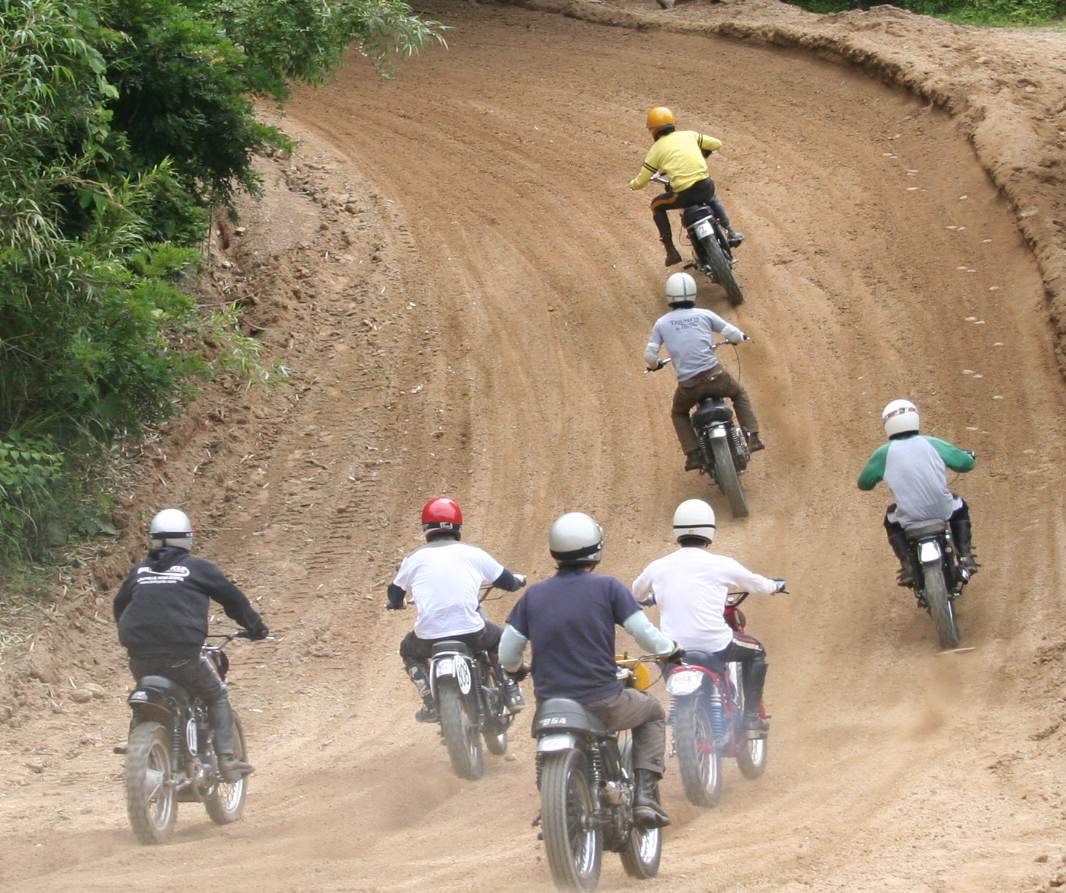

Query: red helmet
[[421, 497, 463, 538]]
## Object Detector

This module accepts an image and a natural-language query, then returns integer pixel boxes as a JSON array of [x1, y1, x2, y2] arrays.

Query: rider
[[633, 499, 786, 733], [858, 399, 977, 587], [499, 512, 681, 828], [646, 271, 762, 471], [387, 497, 527, 723], [628, 106, 744, 267], [113, 508, 269, 783]]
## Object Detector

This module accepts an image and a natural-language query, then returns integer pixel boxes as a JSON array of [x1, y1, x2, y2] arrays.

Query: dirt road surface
[[2, 2, 1066, 890]]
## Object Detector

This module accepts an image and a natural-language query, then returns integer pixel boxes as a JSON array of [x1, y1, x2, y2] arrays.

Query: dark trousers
[[585, 688, 666, 775], [650, 178, 717, 243], [399, 622, 503, 671], [128, 654, 236, 754], [713, 634, 768, 716], [671, 366, 759, 454], [883, 500, 970, 544]]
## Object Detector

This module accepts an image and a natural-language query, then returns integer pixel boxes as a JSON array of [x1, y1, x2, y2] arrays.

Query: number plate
[[919, 541, 942, 563], [694, 220, 714, 239], [666, 670, 703, 696], [537, 733, 576, 753]]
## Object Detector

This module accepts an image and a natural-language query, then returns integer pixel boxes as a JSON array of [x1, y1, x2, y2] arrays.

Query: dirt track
[[2, 2, 1066, 890]]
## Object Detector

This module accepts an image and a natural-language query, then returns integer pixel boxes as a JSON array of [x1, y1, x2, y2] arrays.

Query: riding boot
[[504, 674, 526, 713], [662, 237, 682, 267], [951, 517, 978, 574], [218, 753, 254, 783], [633, 769, 671, 828], [684, 448, 703, 471], [405, 662, 438, 722], [886, 526, 917, 587], [741, 660, 769, 732]]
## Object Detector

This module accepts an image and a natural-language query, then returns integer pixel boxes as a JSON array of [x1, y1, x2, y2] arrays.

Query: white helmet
[[665, 271, 697, 306], [548, 512, 604, 567], [882, 399, 920, 438], [149, 508, 193, 549], [673, 498, 716, 544]]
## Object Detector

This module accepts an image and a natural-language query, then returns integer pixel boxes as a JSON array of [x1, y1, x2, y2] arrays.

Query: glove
[[662, 642, 685, 664], [773, 579, 788, 594], [509, 664, 531, 682], [247, 623, 269, 641]]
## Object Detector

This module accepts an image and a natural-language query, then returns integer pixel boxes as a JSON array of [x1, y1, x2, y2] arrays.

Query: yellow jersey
[[628, 130, 723, 193]]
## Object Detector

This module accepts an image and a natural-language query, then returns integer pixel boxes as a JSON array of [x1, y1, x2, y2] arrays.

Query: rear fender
[[430, 651, 475, 698]]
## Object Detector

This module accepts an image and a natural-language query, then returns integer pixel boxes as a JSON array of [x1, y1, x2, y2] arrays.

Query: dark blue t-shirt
[[506, 569, 642, 704]]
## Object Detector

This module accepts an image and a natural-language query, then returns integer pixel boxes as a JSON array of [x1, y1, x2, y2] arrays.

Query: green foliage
[[0, 0, 445, 571], [787, 0, 1065, 25]]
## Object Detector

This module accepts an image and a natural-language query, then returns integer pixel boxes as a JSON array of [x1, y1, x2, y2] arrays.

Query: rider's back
[[644, 131, 718, 192]]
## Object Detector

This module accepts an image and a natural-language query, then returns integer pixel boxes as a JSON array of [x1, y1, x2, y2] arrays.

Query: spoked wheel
[[700, 235, 744, 306], [125, 721, 177, 844], [540, 749, 602, 891], [617, 731, 662, 880], [205, 713, 248, 825], [922, 562, 961, 649], [710, 436, 749, 518], [438, 684, 484, 780], [673, 699, 722, 807]]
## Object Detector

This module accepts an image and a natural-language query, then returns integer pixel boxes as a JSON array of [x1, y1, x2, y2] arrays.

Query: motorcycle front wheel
[[438, 684, 484, 780], [541, 749, 602, 890], [125, 721, 177, 844], [617, 731, 662, 880], [205, 712, 248, 825], [923, 561, 961, 649], [673, 698, 722, 807], [710, 436, 749, 518], [700, 235, 744, 306]]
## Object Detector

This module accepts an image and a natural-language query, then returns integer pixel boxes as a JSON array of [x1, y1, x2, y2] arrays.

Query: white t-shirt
[[392, 540, 505, 640], [632, 547, 778, 653]]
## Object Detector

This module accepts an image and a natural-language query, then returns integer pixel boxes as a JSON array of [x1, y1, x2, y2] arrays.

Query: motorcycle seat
[[681, 205, 714, 228], [133, 675, 190, 705], [692, 398, 732, 428], [531, 698, 608, 736], [903, 520, 948, 541], [432, 640, 472, 657]]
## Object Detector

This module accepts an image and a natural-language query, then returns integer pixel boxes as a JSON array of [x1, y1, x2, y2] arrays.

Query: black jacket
[[113, 547, 264, 658]]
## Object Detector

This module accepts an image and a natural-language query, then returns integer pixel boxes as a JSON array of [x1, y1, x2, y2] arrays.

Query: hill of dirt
[[1, 2, 1064, 891]]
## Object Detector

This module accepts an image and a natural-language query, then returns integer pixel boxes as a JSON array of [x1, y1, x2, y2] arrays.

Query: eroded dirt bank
[[1, 2, 1066, 891]]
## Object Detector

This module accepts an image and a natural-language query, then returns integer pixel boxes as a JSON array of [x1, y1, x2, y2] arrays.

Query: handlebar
[[203, 629, 275, 649]]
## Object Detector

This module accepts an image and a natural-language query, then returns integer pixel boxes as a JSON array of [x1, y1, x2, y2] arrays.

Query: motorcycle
[[903, 519, 970, 649], [120, 630, 263, 844], [532, 656, 663, 891], [648, 346, 754, 518], [666, 593, 767, 807], [427, 585, 520, 780], [650, 171, 744, 306]]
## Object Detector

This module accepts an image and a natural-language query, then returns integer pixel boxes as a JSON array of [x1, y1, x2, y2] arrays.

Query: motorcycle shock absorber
[[709, 690, 727, 741], [588, 745, 605, 790]]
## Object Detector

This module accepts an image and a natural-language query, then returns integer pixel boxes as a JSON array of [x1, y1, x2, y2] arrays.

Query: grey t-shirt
[[645, 307, 744, 381]]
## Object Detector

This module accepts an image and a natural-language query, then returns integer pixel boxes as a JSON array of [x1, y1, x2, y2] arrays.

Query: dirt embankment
[[514, 0, 1066, 374]]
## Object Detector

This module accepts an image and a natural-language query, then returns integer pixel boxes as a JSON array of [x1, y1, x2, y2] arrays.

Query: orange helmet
[[646, 106, 676, 134]]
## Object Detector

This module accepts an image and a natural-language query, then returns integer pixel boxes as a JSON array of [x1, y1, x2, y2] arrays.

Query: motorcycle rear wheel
[[710, 436, 749, 518], [125, 721, 177, 844], [923, 562, 961, 649], [617, 732, 662, 879], [439, 684, 484, 780], [205, 712, 248, 825], [540, 749, 602, 891], [700, 235, 744, 306], [673, 699, 722, 807]]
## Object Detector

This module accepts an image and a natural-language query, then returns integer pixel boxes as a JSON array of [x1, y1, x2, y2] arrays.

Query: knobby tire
[[710, 436, 749, 518]]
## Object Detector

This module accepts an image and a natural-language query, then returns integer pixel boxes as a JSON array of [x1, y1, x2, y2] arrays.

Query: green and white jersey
[[857, 434, 975, 525]]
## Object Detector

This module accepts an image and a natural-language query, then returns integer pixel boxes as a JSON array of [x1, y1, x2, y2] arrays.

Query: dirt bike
[[648, 345, 754, 518], [903, 519, 971, 649], [120, 630, 263, 844], [428, 585, 521, 780], [650, 171, 744, 306], [666, 593, 768, 807], [533, 656, 664, 890]]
